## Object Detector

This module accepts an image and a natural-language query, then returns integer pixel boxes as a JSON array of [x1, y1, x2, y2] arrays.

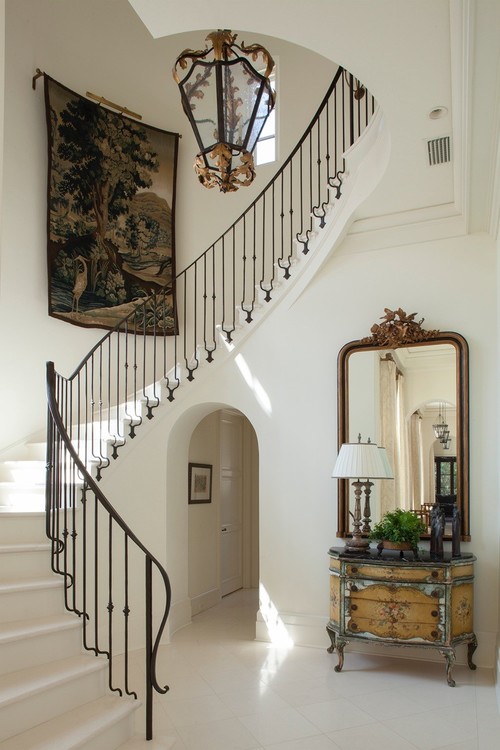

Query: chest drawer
[[345, 581, 445, 643], [345, 562, 446, 583]]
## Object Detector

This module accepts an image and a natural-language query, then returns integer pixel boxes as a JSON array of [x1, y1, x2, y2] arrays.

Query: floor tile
[[163, 693, 233, 728], [263, 735, 341, 750], [132, 588, 499, 750], [327, 721, 420, 749], [383, 709, 477, 749], [297, 696, 375, 732], [240, 705, 321, 745], [176, 717, 261, 750]]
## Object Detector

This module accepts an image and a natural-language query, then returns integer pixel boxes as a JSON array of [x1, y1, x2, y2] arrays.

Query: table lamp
[[332, 435, 393, 554]]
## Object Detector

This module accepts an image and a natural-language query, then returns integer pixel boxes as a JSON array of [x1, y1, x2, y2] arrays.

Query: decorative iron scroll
[[361, 308, 440, 347], [44, 75, 179, 332]]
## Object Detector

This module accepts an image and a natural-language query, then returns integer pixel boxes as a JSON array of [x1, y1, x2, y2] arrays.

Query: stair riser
[[0, 583, 64, 623], [0, 513, 46, 544], [0, 548, 52, 582], [79, 713, 136, 750], [0, 625, 82, 676], [0, 666, 107, 742], [0, 486, 45, 510], [0, 698, 138, 750]]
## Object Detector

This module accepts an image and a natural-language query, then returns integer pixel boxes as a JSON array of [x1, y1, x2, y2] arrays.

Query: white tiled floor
[[139, 589, 500, 750]]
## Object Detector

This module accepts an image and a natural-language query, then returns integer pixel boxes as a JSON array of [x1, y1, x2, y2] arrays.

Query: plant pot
[[380, 540, 413, 551]]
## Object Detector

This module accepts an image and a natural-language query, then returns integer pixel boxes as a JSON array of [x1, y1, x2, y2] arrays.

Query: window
[[255, 71, 276, 166]]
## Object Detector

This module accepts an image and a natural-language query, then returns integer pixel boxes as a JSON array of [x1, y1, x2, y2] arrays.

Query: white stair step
[[0, 482, 45, 511], [0, 614, 82, 675], [0, 694, 138, 750], [0, 442, 47, 462], [0, 654, 108, 742], [0, 576, 64, 622], [0, 510, 46, 544], [0, 542, 52, 581], [0, 461, 46, 484]]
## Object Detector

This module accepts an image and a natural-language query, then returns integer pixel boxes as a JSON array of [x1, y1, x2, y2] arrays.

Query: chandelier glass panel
[[173, 30, 276, 193]]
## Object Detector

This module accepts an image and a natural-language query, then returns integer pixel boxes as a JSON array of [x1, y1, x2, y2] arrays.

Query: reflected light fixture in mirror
[[332, 435, 393, 555]]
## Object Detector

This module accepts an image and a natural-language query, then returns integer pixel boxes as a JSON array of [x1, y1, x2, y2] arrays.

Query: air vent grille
[[427, 136, 451, 166]]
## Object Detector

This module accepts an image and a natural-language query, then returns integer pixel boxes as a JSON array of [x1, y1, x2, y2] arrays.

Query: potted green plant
[[369, 508, 426, 553]]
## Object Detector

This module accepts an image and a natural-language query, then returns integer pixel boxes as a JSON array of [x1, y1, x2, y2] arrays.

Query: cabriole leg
[[440, 649, 456, 687], [334, 638, 346, 672], [467, 635, 478, 670], [326, 626, 346, 672]]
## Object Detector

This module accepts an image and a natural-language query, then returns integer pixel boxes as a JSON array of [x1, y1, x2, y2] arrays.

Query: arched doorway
[[188, 408, 259, 615]]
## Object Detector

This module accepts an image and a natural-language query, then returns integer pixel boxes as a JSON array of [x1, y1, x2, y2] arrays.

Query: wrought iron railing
[[46, 361, 171, 740], [45, 67, 376, 739]]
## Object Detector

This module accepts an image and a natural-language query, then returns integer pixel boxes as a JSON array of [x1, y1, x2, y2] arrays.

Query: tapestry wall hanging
[[44, 75, 179, 332]]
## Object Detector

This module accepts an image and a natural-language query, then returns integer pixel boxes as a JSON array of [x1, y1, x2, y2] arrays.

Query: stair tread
[[0, 653, 107, 707], [0, 694, 138, 749], [0, 576, 62, 593], [0, 613, 80, 643], [0, 542, 51, 553], [0, 481, 45, 488]]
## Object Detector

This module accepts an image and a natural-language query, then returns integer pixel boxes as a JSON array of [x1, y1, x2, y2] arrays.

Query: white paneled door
[[220, 413, 243, 596]]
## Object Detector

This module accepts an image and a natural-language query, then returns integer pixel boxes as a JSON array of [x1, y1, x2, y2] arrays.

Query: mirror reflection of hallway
[[188, 409, 259, 616]]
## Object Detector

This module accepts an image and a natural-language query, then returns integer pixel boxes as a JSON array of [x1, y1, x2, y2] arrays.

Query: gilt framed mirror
[[337, 308, 470, 541]]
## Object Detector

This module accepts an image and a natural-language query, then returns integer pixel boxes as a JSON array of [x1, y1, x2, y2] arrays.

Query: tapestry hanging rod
[[85, 91, 142, 120], [32, 68, 142, 120]]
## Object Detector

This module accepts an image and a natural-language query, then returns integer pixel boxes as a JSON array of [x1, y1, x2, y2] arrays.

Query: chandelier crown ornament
[[173, 29, 276, 193]]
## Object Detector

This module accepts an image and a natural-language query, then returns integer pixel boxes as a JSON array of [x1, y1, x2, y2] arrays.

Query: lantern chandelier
[[173, 29, 276, 193], [433, 401, 451, 450]]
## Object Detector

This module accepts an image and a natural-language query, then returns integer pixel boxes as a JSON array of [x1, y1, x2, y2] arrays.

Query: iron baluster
[[44, 68, 378, 739]]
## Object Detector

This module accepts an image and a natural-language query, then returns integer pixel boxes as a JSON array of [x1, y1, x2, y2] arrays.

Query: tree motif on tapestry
[[44, 76, 179, 332]]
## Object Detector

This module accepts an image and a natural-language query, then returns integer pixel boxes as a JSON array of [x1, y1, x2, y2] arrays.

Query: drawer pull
[[431, 589, 443, 598], [431, 610, 439, 618], [431, 570, 439, 578], [351, 603, 358, 611], [350, 584, 358, 592], [351, 566, 358, 574], [350, 622, 358, 630], [431, 630, 439, 639]]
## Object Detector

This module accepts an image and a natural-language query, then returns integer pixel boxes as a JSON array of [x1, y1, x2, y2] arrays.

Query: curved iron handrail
[[46, 361, 171, 739], [46, 68, 376, 740], [52, 67, 375, 479]]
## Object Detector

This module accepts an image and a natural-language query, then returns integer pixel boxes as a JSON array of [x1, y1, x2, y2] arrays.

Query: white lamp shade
[[332, 441, 392, 480]]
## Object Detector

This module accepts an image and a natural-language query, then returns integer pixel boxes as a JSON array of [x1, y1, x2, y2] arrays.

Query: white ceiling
[[128, 0, 500, 244]]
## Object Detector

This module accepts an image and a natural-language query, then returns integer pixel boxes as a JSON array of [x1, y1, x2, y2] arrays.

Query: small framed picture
[[188, 463, 212, 504]]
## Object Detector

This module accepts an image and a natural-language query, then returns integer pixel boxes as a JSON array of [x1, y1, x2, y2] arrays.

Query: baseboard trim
[[167, 597, 192, 639], [191, 588, 221, 616]]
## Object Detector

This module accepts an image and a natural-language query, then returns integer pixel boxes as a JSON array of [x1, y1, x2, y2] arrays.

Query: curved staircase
[[0, 68, 385, 747]]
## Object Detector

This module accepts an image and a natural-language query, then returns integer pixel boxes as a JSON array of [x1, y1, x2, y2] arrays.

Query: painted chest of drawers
[[327, 547, 477, 686]]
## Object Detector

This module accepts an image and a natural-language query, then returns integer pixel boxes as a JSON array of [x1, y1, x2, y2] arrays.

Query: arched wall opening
[[165, 401, 259, 637]]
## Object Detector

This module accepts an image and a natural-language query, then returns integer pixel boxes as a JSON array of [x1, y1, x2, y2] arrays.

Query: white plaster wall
[[0, 0, 337, 451], [98, 228, 498, 664], [1, 0, 498, 671]]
